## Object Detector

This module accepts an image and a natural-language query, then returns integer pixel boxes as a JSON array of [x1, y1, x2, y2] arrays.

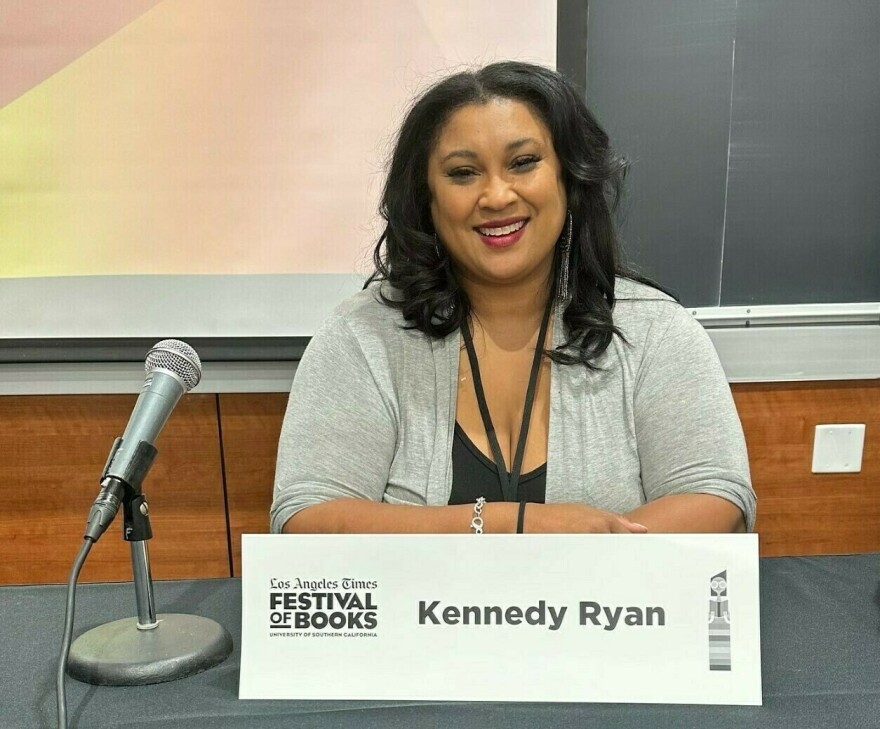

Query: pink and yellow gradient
[[0, 0, 556, 278]]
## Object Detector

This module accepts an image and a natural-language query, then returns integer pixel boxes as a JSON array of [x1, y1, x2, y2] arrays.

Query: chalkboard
[[583, 0, 880, 307]]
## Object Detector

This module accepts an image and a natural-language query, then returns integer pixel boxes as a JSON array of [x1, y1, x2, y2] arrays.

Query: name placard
[[240, 534, 761, 704]]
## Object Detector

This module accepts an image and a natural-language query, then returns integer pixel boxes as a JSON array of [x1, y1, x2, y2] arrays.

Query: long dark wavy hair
[[366, 61, 660, 367]]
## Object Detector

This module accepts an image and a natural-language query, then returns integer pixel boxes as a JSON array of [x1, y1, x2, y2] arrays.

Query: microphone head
[[145, 339, 202, 391]]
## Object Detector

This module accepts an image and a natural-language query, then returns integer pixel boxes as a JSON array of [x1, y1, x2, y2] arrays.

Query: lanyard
[[460, 297, 553, 502]]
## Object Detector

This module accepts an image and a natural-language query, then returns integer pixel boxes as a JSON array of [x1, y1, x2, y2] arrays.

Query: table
[[2, 553, 879, 728]]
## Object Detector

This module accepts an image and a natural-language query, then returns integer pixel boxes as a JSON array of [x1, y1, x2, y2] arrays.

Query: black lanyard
[[460, 297, 553, 502]]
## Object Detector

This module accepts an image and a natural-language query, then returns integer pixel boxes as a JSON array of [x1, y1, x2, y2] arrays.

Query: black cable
[[56, 538, 94, 729]]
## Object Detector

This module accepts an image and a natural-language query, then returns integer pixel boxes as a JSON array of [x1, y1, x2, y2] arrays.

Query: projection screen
[[0, 0, 557, 341]]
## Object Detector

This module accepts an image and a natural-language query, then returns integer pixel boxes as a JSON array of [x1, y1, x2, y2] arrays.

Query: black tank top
[[448, 422, 547, 505]]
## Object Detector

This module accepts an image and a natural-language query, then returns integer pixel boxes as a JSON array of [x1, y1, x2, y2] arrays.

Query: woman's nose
[[478, 174, 517, 210]]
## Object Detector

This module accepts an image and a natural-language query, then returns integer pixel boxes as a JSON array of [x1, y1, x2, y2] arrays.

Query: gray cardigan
[[271, 279, 755, 533]]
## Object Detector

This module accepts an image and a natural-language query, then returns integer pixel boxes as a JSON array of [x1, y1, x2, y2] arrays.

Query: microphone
[[84, 339, 202, 541], [65, 338, 231, 689]]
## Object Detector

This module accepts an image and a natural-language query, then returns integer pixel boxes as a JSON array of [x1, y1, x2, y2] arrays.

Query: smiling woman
[[270, 61, 755, 537]]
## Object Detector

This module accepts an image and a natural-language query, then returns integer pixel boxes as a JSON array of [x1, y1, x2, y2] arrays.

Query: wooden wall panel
[[0, 394, 230, 585], [732, 380, 880, 556], [218, 393, 287, 576]]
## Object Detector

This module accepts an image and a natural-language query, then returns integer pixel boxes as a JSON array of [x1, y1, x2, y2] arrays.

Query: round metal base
[[67, 613, 233, 686]]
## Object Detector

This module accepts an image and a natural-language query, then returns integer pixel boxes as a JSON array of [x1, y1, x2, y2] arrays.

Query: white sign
[[240, 534, 761, 704]]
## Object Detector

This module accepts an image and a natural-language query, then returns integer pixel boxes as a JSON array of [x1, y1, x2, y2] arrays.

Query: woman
[[270, 61, 754, 535]]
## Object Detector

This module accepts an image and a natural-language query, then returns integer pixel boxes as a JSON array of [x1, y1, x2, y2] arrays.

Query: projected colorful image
[[0, 0, 556, 278]]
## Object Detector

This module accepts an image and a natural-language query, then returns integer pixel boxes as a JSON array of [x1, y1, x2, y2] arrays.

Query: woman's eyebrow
[[440, 149, 477, 164]]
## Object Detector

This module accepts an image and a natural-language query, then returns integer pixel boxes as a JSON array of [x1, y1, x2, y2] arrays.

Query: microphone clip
[[84, 438, 159, 542]]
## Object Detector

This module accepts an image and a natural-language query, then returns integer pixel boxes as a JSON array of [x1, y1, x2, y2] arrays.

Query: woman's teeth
[[477, 220, 526, 236]]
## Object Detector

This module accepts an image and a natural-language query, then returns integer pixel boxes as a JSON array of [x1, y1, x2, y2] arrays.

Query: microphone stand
[[67, 441, 233, 686]]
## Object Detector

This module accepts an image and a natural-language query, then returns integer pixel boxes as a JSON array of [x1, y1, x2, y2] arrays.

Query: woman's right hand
[[519, 503, 648, 534]]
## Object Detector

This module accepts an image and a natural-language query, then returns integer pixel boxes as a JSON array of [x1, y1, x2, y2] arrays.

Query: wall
[[1, 381, 878, 585]]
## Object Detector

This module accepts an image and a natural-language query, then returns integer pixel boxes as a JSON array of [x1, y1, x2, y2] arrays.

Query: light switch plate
[[811, 424, 866, 473]]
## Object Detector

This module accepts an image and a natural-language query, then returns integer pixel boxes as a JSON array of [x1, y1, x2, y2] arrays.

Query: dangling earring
[[557, 210, 573, 302], [433, 233, 442, 260]]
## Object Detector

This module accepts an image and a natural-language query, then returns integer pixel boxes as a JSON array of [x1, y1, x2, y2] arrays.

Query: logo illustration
[[708, 570, 731, 671]]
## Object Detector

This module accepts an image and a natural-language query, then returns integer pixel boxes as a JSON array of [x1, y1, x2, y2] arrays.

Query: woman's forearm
[[625, 494, 746, 533]]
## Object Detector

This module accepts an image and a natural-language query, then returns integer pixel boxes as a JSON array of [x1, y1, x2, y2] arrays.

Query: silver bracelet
[[470, 497, 486, 534]]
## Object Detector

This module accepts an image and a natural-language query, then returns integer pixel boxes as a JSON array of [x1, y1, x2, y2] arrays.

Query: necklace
[[460, 296, 553, 502]]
